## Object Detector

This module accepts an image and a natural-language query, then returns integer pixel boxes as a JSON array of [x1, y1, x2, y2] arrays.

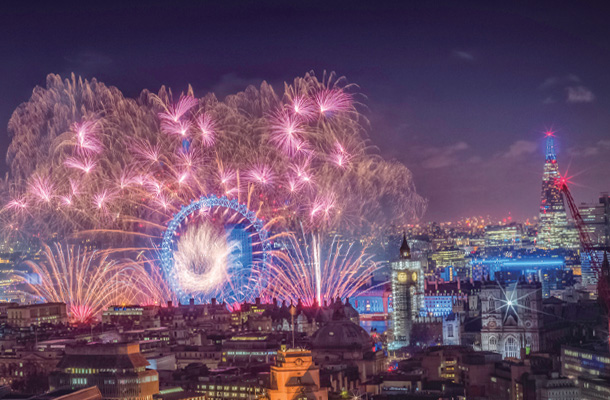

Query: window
[[489, 298, 495, 310], [448, 324, 454, 338], [505, 336, 518, 358], [489, 336, 497, 352]]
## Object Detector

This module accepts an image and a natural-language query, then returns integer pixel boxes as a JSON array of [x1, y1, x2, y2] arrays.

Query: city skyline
[[1, 2, 609, 222]]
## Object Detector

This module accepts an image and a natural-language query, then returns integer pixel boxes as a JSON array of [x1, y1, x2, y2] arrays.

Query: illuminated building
[[537, 133, 578, 250], [424, 280, 481, 317], [578, 193, 610, 247], [484, 224, 523, 251], [268, 347, 328, 400], [480, 278, 543, 359], [561, 344, 610, 400], [7, 302, 68, 327], [430, 247, 467, 269], [102, 305, 159, 328], [49, 342, 159, 400], [471, 256, 572, 298], [172, 368, 267, 400], [221, 334, 279, 365], [391, 235, 424, 348]]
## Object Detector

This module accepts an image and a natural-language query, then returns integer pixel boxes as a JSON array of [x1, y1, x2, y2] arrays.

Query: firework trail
[[14, 243, 169, 323], [262, 231, 383, 306]]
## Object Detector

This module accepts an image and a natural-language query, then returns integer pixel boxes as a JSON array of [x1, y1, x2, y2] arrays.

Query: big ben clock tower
[[391, 233, 423, 349]]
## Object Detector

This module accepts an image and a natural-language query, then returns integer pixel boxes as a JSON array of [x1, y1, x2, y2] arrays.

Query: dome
[[311, 320, 374, 350]]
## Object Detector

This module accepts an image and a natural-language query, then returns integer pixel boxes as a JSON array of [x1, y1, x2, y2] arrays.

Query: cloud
[[542, 96, 555, 105], [65, 51, 113, 68], [452, 50, 475, 61], [211, 73, 263, 98], [420, 141, 470, 169], [566, 86, 595, 103], [568, 139, 610, 157], [539, 74, 580, 90], [503, 140, 538, 158]]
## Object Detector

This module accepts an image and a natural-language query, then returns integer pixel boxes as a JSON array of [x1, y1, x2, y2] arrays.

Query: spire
[[545, 131, 556, 161], [400, 232, 411, 260]]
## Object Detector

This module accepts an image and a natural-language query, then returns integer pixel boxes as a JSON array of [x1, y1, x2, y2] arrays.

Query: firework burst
[[15, 243, 168, 323]]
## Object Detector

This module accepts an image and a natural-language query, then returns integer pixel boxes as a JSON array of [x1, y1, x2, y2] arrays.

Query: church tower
[[390, 234, 423, 349]]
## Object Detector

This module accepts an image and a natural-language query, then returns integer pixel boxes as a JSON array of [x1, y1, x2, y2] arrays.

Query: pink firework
[[28, 175, 54, 203], [93, 189, 113, 211], [195, 114, 216, 147], [158, 95, 198, 123], [269, 110, 305, 155], [5, 196, 28, 212], [290, 160, 313, 185], [286, 176, 303, 193], [331, 142, 351, 168], [161, 118, 191, 137], [176, 148, 199, 169], [155, 193, 171, 210], [290, 95, 317, 121], [310, 194, 335, 220], [315, 89, 352, 115], [144, 178, 163, 196], [59, 195, 73, 207], [117, 169, 137, 190], [72, 120, 103, 154], [64, 156, 96, 174], [218, 168, 236, 185], [247, 164, 275, 186], [176, 170, 190, 185], [133, 141, 161, 163]]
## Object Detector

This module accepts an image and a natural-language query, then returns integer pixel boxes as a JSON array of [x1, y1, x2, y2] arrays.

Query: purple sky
[[1, 1, 609, 222]]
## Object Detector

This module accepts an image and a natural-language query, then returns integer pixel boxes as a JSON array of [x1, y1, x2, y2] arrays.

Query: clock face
[[295, 358, 303, 366], [397, 272, 408, 283], [411, 272, 417, 282]]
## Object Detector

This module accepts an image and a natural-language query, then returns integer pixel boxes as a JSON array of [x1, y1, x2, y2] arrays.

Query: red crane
[[557, 178, 610, 343]]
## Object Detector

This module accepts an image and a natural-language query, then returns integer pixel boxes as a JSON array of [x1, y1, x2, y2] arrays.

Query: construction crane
[[557, 177, 610, 343]]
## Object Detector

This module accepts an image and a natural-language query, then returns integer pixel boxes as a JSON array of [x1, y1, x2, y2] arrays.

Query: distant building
[[49, 342, 159, 399], [471, 256, 572, 298], [578, 193, 610, 247], [561, 344, 610, 400], [7, 302, 68, 327], [391, 235, 424, 348], [268, 348, 328, 400], [537, 133, 578, 250], [485, 224, 523, 251]]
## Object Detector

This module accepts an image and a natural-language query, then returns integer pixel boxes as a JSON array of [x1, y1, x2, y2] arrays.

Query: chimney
[[167, 301, 173, 308], [255, 297, 261, 305], [457, 279, 461, 291], [189, 298, 195, 306], [211, 298, 217, 306]]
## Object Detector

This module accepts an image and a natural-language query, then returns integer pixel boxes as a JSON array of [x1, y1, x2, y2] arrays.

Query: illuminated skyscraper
[[391, 234, 423, 348], [537, 133, 578, 249]]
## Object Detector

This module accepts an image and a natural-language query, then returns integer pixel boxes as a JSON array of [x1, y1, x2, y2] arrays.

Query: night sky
[[2, 1, 609, 222]]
